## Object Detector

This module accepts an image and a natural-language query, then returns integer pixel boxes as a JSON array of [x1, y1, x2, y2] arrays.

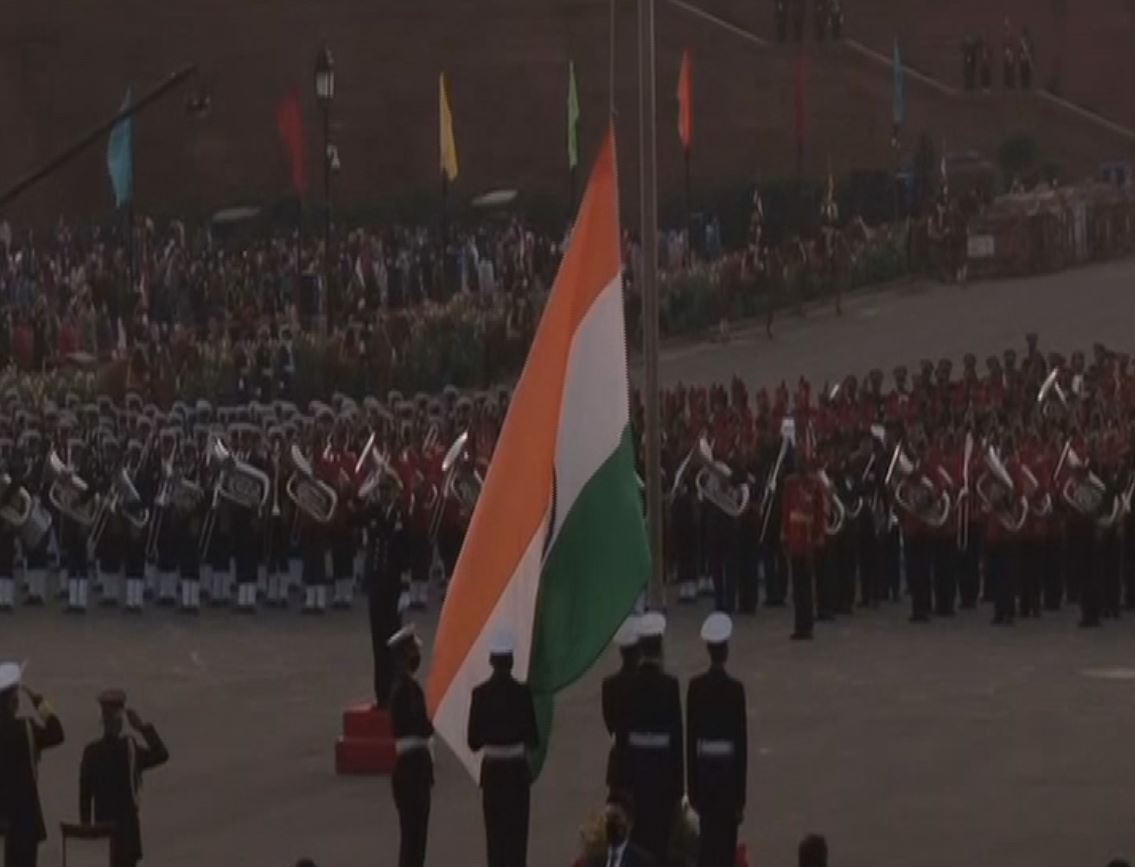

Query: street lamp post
[[314, 45, 336, 330]]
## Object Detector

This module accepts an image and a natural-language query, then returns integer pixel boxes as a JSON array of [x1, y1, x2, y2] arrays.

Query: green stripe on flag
[[527, 425, 650, 775]]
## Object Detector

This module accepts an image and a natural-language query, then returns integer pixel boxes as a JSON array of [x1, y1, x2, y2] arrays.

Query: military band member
[[467, 630, 539, 867], [175, 441, 205, 613], [79, 690, 169, 867], [687, 613, 746, 867], [264, 428, 292, 608], [623, 612, 683, 867], [0, 662, 64, 867], [154, 429, 181, 606], [388, 625, 433, 867], [782, 447, 826, 640], [364, 474, 407, 707], [63, 439, 94, 613], [602, 616, 641, 795]]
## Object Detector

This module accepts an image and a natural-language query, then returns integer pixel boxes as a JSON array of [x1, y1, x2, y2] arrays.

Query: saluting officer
[[623, 612, 684, 867], [388, 625, 433, 867], [687, 613, 747, 867], [79, 690, 170, 867], [364, 474, 407, 708], [0, 662, 64, 867], [467, 630, 539, 867], [601, 616, 641, 795]]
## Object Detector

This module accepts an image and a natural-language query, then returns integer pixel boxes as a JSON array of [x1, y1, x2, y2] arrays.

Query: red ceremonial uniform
[[781, 473, 826, 558]]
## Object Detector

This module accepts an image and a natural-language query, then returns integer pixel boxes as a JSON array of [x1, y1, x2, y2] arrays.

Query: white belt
[[395, 736, 433, 756], [628, 732, 670, 749], [482, 743, 526, 760], [696, 739, 735, 758]]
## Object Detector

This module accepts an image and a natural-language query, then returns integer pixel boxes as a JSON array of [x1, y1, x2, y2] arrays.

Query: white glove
[[397, 591, 411, 614]]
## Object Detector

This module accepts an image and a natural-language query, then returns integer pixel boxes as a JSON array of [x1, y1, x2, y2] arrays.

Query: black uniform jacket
[[79, 724, 170, 863], [0, 710, 65, 843]]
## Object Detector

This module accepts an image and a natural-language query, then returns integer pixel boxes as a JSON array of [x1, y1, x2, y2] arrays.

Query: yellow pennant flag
[[439, 72, 459, 182]]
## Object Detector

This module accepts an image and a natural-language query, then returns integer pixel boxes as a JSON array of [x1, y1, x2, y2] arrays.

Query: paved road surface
[[8, 259, 1135, 867], [647, 257, 1135, 390]]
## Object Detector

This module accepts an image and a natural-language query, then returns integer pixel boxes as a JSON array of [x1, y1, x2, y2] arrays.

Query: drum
[[19, 499, 53, 552]]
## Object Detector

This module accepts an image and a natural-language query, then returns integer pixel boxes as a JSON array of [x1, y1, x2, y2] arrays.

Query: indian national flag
[[427, 127, 649, 778]]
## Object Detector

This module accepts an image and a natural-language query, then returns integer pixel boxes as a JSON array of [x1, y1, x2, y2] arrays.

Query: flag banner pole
[[441, 172, 448, 248], [638, 0, 664, 607], [0, 66, 195, 210]]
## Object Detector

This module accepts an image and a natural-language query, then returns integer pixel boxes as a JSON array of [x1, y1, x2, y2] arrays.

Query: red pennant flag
[[794, 52, 808, 159], [276, 90, 308, 198], [677, 50, 693, 153]]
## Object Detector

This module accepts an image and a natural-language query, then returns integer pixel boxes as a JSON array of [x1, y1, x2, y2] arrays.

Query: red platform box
[[335, 703, 396, 775]]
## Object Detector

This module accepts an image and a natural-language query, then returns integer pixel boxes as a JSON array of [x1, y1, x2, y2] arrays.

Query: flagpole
[[441, 171, 448, 251], [638, 0, 664, 608], [683, 147, 691, 265]]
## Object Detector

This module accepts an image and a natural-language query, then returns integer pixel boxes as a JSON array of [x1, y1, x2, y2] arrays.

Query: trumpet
[[285, 443, 339, 524]]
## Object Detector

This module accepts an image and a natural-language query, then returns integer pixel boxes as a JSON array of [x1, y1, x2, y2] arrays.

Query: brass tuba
[[47, 450, 100, 527], [886, 443, 952, 528], [974, 445, 1028, 532], [1054, 442, 1120, 527], [693, 435, 751, 518], [1036, 367, 1068, 419], [0, 474, 52, 551], [441, 430, 483, 514], [815, 468, 847, 536], [209, 437, 270, 513], [356, 433, 404, 503], [285, 443, 338, 524]]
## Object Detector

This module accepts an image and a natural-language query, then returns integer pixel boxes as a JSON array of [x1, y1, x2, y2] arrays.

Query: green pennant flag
[[567, 61, 581, 170]]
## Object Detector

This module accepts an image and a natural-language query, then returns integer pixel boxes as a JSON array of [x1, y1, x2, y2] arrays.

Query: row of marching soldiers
[[640, 336, 1135, 635], [0, 388, 501, 614]]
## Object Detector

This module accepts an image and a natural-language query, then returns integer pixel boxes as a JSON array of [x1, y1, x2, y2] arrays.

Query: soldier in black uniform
[[79, 689, 170, 867], [388, 625, 433, 867], [364, 475, 407, 707], [601, 617, 640, 795], [467, 630, 539, 867], [623, 612, 683, 867], [687, 614, 747, 867], [0, 663, 64, 867]]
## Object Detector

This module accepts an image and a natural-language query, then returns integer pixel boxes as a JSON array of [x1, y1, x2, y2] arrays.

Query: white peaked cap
[[489, 628, 516, 656], [700, 612, 733, 645], [0, 661, 25, 692], [613, 616, 641, 648], [638, 611, 667, 639]]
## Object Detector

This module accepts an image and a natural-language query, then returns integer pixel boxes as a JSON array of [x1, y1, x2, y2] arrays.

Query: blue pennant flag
[[107, 86, 134, 207], [892, 41, 906, 133]]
